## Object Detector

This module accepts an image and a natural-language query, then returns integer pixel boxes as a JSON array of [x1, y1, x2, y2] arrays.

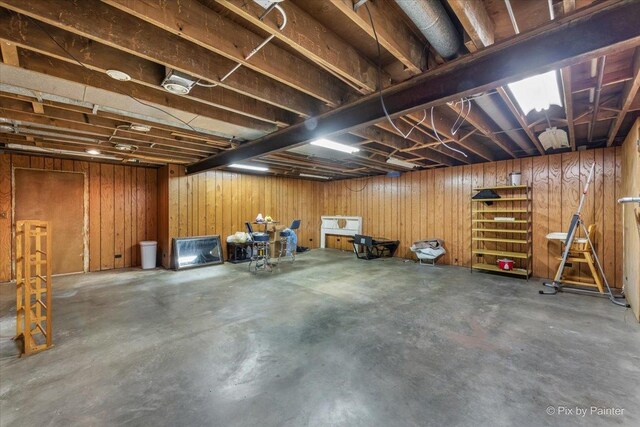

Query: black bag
[[472, 189, 500, 206]]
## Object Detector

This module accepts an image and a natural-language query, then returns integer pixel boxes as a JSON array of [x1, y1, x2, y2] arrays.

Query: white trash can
[[140, 241, 157, 269]]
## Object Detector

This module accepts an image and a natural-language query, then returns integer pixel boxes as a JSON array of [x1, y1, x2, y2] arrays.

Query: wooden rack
[[471, 185, 532, 278], [15, 220, 53, 356]]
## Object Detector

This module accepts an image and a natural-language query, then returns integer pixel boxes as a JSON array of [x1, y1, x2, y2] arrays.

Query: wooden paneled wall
[[620, 118, 639, 320], [323, 148, 625, 287], [157, 165, 324, 268], [0, 153, 157, 282]]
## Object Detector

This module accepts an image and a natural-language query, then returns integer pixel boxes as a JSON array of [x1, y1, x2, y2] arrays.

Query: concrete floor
[[0, 249, 639, 427]]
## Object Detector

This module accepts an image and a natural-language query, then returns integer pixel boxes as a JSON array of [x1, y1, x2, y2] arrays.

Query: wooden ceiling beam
[[588, 56, 607, 142], [571, 69, 633, 93], [445, 1, 537, 156], [0, 10, 295, 127], [102, 0, 347, 106], [560, 67, 577, 150], [13, 49, 276, 134], [183, 0, 640, 173], [446, 0, 495, 50], [0, 103, 218, 155], [0, 0, 320, 116], [0, 38, 19, 65], [5, 121, 206, 161], [495, 87, 546, 154], [561, 0, 577, 150], [413, 109, 496, 162], [0, 133, 200, 163], [375, 118, 470, 165], [0, 92, 231, 149], [448, 102, 517, 158], [351, 126, 453, 167], [213, 0, 379, 94], [327, 0, 424, 75], [607, 47, 640, 146]]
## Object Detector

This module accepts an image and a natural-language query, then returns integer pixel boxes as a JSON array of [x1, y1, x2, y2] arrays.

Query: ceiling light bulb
[[507, 70, 562, 114], [229, 163, 269, 172], [86, 148, 101, 155], [106, 69, 132, 81], [310, 138, 360, 153]]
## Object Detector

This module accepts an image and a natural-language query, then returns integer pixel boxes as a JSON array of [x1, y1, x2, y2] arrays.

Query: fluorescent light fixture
[[129, 123, 151, 132], [229, 163, 269, 172], [86, 148, 101, 155], [386, 157, 416, 169], [507, 70, 562, 114], [299, 173, 331, 180], [106, 69, 131, 81], [7, 144, 121, 160], [310, 138, 360, 153]]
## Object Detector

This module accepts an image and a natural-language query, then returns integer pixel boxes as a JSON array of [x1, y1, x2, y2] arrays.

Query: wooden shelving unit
[[471, 184, 532, 279], [15, 220, 53, 356]]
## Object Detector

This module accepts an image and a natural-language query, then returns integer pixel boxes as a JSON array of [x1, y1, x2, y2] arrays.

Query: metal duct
[[394, 0, 462, 59], [473, 94, 536, 155]]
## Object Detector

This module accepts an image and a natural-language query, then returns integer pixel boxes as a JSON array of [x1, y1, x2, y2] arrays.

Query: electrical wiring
[[364, 3, 426, 141], [364, 4, 469, 159], [450, 97, 471, 135], [430, 107, 468, 157], [195, 81, 219, 88], [343, 176, 371, 192], [27, 17, 201, 134]]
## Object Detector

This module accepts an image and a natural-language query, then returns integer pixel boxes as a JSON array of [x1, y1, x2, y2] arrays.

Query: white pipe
[[548, 0, 555, 20], [197, 1, 287, 88]]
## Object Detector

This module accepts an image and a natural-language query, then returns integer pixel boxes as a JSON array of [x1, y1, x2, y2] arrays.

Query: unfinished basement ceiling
[[0, 0, 638, 178]]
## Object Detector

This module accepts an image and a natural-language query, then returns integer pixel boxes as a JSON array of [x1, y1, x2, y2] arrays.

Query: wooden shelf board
[[472, 249, 530, 259], [472, 263, 531, 276], [472, 197, 528, 202], [472, 219, 528, 223], [473, 209, 527, 213], [473, 185, 530, 191], [473, 237, 528, 244], [473, 228, 528, 234]]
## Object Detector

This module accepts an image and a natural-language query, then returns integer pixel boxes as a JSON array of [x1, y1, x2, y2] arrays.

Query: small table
[[546, 232, 588, 245], [252, 221, 280, 232], [350, 235, 399, 260]]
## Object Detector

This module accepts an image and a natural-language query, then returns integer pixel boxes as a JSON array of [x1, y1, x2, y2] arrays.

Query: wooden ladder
[[14, 220, 53, 356]]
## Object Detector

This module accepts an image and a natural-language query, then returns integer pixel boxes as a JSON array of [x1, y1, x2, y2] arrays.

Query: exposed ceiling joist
[[102, 0, 348, 106], [352, 126, 454, 167], [11, 50, 275, 135], [0, 10, 295, 127], [0, 0, 321, 116], [186, 0, 640, 174], [213, 0, 379, 94], [607, 47, 640, 146], [408, 110, 495, 162], [327, 0, 424, 75], [495, 87, 545, 154], [0, 38, 19, 65], [446, 0, 495, 49], [448, 101, 517, 158], [446, 0, 540, 156]]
